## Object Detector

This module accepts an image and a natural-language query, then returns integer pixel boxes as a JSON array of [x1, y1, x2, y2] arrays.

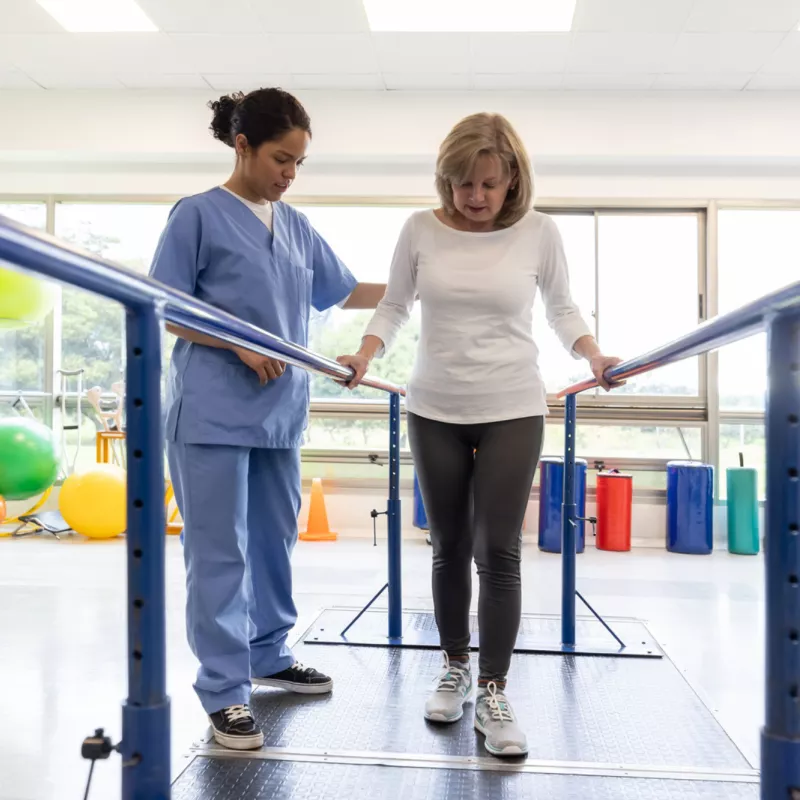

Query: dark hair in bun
[[208, 88, 311, 149]]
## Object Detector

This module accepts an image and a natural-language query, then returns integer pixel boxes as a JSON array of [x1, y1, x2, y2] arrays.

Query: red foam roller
[[596, 471, 633, 552]]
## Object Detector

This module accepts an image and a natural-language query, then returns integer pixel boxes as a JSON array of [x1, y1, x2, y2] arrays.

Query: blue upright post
[[561, 393, 578, 649], [387, 393, 403, 640], [122, 302, 170, 800], [761, 311, 800, 800]]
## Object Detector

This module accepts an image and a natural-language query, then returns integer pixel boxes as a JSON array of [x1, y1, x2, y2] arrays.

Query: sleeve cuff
[[560, 318, 594, 359]]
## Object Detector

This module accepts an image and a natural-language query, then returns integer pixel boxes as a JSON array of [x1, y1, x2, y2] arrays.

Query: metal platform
[[304, 608, 663, 657], [173, 757, 759, 799], [173, 610, 758, 798]]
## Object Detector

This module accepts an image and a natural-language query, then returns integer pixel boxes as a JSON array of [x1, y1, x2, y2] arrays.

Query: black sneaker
[[208, 704, 264, 750], [252, 662, 333, 695]]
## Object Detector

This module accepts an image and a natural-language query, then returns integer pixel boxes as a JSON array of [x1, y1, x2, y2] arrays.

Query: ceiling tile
[[572, 0, 695, 33], [668, 33, 786, 73], [470, 34, 570, 74], [653, 73, 750, 90], [373, 33, 470, 74], [137, 0, 262, 33], [202, 73, 293, 91], [0, 70, 43, 88], [170, 34, 279, 73], [563, 73, 657, 89], [0, 0, 64, 33], [266, 34, 378, 74], [1, 33, 187, 74], [383, 73, 471, 90], [760, 32, 800, 73], [25, 72, 125, 89], [117, 73, 210, 88], [291, 74, 384, 90], [473, 73, 564, 90], [254, 0, 369, 33], [567, 33, 677, 73], [747, 73, 800, 89], [685, 0, 800, 32]]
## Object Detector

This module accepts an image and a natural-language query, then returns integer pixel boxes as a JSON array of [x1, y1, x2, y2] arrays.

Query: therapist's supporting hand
[[234, 346, 286, 386]]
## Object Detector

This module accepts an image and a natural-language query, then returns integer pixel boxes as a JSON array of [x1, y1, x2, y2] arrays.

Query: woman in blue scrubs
[[150, 88, 385, 750]]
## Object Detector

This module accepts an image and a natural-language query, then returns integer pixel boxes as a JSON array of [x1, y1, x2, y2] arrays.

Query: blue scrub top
[[150, 187, 357, 449]]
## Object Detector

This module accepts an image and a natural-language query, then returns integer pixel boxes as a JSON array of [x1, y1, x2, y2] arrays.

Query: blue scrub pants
[[168, 442, 300, 714]]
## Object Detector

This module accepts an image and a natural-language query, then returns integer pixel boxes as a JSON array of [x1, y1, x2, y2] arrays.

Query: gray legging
[[408, 413, 545, 683]]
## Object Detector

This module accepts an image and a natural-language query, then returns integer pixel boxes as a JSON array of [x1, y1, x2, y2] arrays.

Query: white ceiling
[[1, 0, 800, 91]]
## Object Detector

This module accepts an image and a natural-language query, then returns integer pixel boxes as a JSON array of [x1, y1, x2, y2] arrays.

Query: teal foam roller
[[727, 467, 759, 555]]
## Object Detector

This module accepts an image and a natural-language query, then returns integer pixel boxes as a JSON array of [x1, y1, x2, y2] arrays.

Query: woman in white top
[[338, 114, 620, 758]]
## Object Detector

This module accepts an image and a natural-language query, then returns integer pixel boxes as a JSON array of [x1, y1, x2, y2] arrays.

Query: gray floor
[[0, 536, 764, 800]]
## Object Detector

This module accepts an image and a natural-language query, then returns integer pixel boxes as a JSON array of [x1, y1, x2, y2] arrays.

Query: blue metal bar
[[121, 302, 170, 799], [561, 393, 578, 648], [387, 393, 403, 640], [761, 310, 800, 800], [558, 277, 800, 398], [340, 583, 389, 638], [575, 590, 626, 650]]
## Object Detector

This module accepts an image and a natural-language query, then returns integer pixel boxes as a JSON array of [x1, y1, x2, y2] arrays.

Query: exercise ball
[[0, 495, 6, 524], [0, 266, 57, 329], [0, 418, 59, 500], [60, 464, 127, 540]]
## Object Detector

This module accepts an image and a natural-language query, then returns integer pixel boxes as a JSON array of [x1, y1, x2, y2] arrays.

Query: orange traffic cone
[[300, 478, 337, 542]]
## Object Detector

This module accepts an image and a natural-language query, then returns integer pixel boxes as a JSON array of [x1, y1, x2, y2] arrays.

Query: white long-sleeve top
[[363, 209, 592, 424]]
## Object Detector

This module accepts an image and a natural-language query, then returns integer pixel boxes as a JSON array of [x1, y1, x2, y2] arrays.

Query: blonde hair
[[435, 113, 533, 229]]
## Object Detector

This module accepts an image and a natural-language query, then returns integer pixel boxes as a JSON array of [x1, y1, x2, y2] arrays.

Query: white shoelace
[[223, 704, 253, 723], [292, 662, 315, 674], [434, 652, 470, 693], [485, 682, 514, 722]]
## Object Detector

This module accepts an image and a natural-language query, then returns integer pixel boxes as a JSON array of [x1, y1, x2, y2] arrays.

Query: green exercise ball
[[0, 418, 59, 500], [0, 266, 57, 329]]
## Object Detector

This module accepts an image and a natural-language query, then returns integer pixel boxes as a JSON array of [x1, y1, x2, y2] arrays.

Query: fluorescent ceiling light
[[363, 0, 576, 33], [37, 0, 158, 32]]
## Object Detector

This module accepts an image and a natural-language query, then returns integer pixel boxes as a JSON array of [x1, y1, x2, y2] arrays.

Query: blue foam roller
[[666, 461, 714, 555], [538, 456, 588, 554]]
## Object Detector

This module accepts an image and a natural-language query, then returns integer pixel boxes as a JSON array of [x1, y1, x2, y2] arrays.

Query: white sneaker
[[424, 652, 473, 723], [474, 682, 528, 757]]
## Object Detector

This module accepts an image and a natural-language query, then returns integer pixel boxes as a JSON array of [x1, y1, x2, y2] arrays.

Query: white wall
[[2, 89, 800, 199]]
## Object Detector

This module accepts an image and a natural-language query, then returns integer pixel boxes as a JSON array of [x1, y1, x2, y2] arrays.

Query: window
[[542, 421, 701, 461], [597, 213, 700, 397], [0, 203, 49, 392], [55, 203, 171, 389], [718, 209, 800, 411], [298, 204, 427, 400], [304, 416, 408, 451], [535, 213, 596, 393]]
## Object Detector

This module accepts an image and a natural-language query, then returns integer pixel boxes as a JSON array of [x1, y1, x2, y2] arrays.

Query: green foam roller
[[727, 467, 759, 555]]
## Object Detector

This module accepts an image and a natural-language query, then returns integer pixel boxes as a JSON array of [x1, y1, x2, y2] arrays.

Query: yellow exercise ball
[[0, 266, 57, 329], [59, 464, 127, 540]]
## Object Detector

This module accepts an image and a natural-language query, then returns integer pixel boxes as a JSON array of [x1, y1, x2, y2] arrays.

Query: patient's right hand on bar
[[336, 353, 370, 390], [233, 346, 286, 386]]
